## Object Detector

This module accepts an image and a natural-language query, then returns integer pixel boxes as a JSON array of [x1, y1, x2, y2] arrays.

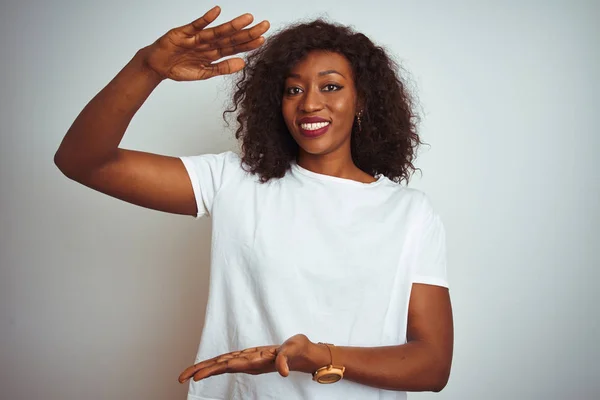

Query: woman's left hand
[[178, 334, 325, 383]]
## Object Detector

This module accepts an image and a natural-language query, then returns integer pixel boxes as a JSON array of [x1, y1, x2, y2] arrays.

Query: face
[[282, 51, 360, 160]]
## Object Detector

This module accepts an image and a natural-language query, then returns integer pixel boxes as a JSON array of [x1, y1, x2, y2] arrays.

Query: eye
[[285, 87, 303, 95], [323, 84, 343, 92]]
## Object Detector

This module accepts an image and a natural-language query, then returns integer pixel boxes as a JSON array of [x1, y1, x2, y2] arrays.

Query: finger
[[220, 36, 266, 57], [241, 346, 260, 353], [192, 361, 231, 381], [179, 348, 263, 382], [275, 352, 290, 377], [216, 352, 240, 363], [192, 353, 261, 381], [194, 13, 255, 45], [179, 363, 212, 383], [198, 36, 265, 64], [200, 58, 246, 79], [179, 6, 222, 35], [178, 346, 276, 382], [195, 20, 270, 50], [178, 357, 221, 383]]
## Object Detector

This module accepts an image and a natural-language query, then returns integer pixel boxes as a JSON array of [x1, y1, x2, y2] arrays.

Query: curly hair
[[224, 18, 421, 184]]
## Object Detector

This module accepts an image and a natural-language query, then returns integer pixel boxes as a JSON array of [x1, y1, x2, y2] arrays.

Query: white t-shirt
[[179, 151, 448, 400]]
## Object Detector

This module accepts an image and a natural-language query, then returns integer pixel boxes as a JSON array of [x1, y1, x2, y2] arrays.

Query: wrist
[[134, 46, 166, 83], [307, 341, 332, 372]]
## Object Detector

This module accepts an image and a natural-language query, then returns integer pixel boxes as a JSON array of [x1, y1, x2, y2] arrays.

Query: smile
[[299, 122, 330, 138]]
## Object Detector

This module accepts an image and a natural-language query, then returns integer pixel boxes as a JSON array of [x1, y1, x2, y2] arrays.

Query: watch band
[[312, 342, 345, 384]]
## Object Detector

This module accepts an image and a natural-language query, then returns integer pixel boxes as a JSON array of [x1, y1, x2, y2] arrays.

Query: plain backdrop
[[1, 0, 599, 399]]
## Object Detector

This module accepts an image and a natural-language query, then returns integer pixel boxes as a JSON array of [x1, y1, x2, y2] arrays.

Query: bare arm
[[54, 51, 197, 215], [54, 6, 270, 215], [309, 284, 454, 391], [179, 284, 454, 392]]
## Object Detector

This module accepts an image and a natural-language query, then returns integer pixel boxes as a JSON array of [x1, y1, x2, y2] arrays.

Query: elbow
[[54, 150, 64, 167], [432, 380, 448, 393], [54, 149, 88, 183], [430, 364, 451, 392], [54, 147, 94, 181], [54, 150, 75, 179], [54, 150, 68, 175]]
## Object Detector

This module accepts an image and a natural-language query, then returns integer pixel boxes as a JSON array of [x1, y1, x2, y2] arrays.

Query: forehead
[[287, 50, 353, 78]]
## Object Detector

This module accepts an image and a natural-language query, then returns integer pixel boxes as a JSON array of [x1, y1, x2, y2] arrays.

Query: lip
[[299, 121, 330, 138], [298, 116, 330, 124]]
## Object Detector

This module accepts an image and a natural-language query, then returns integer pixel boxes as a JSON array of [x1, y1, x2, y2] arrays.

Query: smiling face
[[282, 50, 360, 162]]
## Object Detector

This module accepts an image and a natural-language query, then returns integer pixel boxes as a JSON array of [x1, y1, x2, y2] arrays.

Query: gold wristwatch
[[312, 342, 345, 384]]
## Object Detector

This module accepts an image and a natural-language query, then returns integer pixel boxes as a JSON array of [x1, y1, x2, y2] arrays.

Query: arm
[[308, 283, 454, 392], [179, 283, 454, 392], [54, 6, 269, 215], [54, 50, 199, 215]]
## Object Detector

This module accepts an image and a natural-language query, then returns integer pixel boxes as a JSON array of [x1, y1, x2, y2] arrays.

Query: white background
[[1, 0, 598, 399]]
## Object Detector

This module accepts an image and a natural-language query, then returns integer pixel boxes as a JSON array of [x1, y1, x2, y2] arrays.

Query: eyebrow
[[286, 70, 346, 79]]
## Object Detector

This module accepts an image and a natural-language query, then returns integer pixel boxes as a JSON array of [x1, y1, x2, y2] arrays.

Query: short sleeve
[[411, 196, 449, 288], [179, 151, 240, 219]]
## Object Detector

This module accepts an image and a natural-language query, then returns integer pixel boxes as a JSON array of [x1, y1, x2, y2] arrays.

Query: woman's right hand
[[56, 6, 269, 217], [143, 6, 270, 81]]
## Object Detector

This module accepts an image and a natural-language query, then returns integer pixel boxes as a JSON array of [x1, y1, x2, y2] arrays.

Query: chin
[[295, 140, 335, 156], [289, 125, 351, 158]]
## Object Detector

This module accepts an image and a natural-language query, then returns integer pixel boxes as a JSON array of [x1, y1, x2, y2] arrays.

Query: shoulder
[[381, 182, 435, 211], [179, 150, 250, 196], [181, 150, 245, 174], [191, 150, 242, 165], [377, 184, 442, 230]]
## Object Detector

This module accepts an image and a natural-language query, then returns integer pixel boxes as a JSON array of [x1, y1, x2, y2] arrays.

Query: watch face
[[320, 373, 342, 384]]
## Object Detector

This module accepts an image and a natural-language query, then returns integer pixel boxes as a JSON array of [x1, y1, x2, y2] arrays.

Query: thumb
[[275, 352, 290, 377]]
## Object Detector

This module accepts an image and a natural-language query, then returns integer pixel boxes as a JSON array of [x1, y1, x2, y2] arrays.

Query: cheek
[[331, 97, 355, 123], [281, 102, 292, 123], [281, 102, 297, 132]]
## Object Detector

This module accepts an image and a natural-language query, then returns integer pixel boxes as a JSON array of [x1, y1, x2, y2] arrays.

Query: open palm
[[145, 6, 270, 81], [179, 334, 317, 383]]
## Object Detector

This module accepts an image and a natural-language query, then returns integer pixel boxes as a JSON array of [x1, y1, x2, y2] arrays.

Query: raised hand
[[143, 6, 270, 81], [178, 334, 324, 383]]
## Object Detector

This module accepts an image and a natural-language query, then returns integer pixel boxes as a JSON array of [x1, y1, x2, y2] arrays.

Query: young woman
[[55, 6, 453, 400]]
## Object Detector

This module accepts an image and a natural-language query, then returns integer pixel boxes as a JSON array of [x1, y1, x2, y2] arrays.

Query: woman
[[55, 5, 453, 399]]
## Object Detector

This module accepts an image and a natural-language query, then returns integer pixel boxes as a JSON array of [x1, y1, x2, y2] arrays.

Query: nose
[[299, 87, 324, 113]]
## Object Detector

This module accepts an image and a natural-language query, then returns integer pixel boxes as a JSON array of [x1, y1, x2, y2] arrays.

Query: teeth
[[300, 121, 330, 131]]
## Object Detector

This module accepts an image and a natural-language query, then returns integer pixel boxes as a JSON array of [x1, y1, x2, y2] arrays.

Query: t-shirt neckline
[[291, 162, 386, 187]]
